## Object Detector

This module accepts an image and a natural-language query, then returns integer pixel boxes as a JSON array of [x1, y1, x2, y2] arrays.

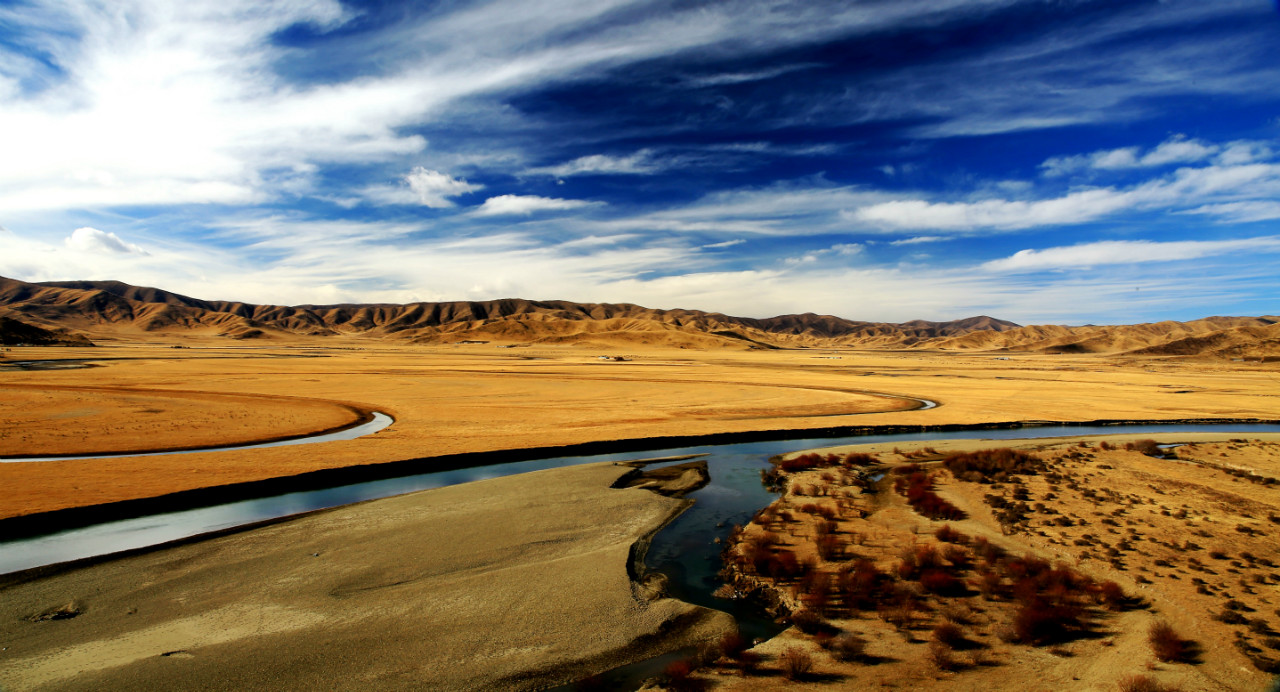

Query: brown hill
[[0, 316, 93, 347], [2, 275, 1275, 357], [0, 276, 1018, 349], [929, 316, 1280, 359]]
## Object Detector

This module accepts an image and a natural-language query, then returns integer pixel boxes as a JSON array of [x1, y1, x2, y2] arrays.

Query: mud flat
[[0, 461, 733, 691]]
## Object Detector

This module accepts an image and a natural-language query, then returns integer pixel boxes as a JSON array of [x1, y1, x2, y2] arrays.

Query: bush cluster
[[895, 472, 967, 520], [943, 447, 1044, 482]]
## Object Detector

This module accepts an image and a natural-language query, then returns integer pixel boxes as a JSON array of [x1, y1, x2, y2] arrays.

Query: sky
[[1, 0, 1279, 325]]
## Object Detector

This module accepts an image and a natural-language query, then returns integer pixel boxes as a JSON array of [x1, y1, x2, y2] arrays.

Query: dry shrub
[[932, 622, 966, 648], [843, 452, 878, 466], [829, 633, 867, 662], [662, 659, 695, 690], [1011, 601, 1083, 645], [1149, 621, 1196, 663], [1117, 674, 1181, 692], [816, 534, 843, 561], [935, 524, 967, 544], [841, 558, 890, 612], [791, 608, 827, 635], [943, 447, 1043, 480], [920, 568, 963, 596], [1097, 580, 1128, 610], [895, 472, 967, 520], [718, 632, 748, 661], [1125, 439, 1163, 457], [942, 544, 971, 570], [927, 640, 959, 671], [780, 647, 814, 680]]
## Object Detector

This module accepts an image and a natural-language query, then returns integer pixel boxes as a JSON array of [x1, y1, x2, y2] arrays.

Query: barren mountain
[[1, 275, 1275, 357], [0, 315, 94, 347]]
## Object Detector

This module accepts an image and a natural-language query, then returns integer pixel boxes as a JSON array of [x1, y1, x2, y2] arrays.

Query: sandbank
[[0, 460, 733, 691]]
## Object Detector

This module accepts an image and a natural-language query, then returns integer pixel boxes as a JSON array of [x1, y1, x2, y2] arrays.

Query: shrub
[[932, 621, 966, 648], [942, 544, 971, 570], [1097, 580, 1128, 610], [920, 569, 964, 596], [816, 534, 843, 562], [1011, 600, 1083, 645], [842, 559, 890, 612], [1117, 674, 1181, 692], [843, 452, 878, 467], [829, 633, 867, 662], [1125, 439, 1162, 457], [767, 550, 803, 581], [1149, 621, 1195, 663], [779, 647, 814, 680], [718, 632, 749, 661], [895, 472, 967, 520], [926, 640, 959, 671], [662, 659, 696, 690], [935, 524, 967, 544], [791, 609, 827, 634], [943, 447, 1044, 480]]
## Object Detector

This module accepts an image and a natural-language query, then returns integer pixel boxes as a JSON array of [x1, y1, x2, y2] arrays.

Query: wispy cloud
[[851, 152, 1280, 232], [1041, 135, 1221, 177], [982, 236, 1280, 273], [890, 236, 946, 245], [526, 150, 659, 177]]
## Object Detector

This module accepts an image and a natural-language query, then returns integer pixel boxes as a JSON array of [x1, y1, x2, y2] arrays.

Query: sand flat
[[0, 461, 733, 691]]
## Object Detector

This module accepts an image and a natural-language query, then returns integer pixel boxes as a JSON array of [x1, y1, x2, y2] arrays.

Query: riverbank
[[0, 460, 734, 691]]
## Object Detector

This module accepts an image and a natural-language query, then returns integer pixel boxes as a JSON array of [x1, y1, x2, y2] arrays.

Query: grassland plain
[[2, 338, 1278, 519], [1, 336, 1279, 690]]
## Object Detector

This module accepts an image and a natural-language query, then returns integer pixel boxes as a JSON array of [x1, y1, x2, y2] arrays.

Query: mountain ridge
[[1, 275, 1275, 358]]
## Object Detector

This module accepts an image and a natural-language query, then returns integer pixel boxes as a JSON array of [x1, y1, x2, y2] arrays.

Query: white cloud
[[1182, 201, 1280, 223], [64, 227, 148, 255], [981, 236, 1280, 273], [405, 168, 482, 208], [703, 239, 745, 249], [783, 242, 862, 265], [853, 188, 1131, 231], [679, 62, 822, 88], [852, 153, 1280, 232], [559, 234, 637, 248], [473, 195, 597, 216], [1040, 135, 1220, 176], [890, 235, 946, 245], [527, 150, 658, 177]]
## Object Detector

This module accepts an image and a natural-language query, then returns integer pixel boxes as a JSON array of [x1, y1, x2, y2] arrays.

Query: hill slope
[[0, 276, 1018, 349], [1, 275, 1276, 357]]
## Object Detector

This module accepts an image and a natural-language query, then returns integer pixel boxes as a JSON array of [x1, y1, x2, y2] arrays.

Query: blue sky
[[1, 0, 1278, 324]]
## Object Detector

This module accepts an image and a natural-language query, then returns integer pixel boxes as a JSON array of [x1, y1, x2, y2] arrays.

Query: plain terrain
[[1, 336, 1278, 691]]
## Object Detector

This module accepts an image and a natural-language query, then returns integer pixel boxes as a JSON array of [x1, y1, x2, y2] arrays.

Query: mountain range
[[0, 275, 1276, 358]]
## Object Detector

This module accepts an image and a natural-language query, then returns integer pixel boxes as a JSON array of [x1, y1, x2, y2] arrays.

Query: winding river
[[4, 421, 1278, 580]]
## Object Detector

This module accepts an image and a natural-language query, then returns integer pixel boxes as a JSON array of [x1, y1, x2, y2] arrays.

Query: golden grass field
[[2, 335, 1279, 691], [2, 337, 1278, 519]]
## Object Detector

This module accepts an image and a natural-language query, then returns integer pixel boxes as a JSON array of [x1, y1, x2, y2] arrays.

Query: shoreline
[[3, 416, 1277, 541]]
